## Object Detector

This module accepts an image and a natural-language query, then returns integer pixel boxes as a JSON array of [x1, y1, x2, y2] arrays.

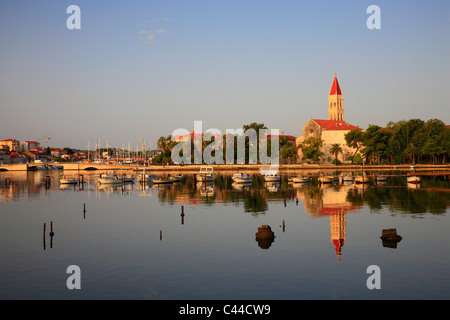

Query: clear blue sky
[[1, 0, 449, 150]]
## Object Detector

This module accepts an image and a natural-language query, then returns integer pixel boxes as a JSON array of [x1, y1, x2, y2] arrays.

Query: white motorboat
[[152, 178, 174, 184], [122, 175, 134, 183], [138, 173, 159, 182], [318, 175, 334, 183], [100, 171, 117, 179], [355, 174, 369, 183], [196, 166, 215, 182], [407, 175, 421, 184], [60, 177, 77, 184], [342, 175, 354, 182], [263, 173, 280, 182], [232, 172, 252, 183], [169, 175, 183, 182], [292, 176, 310, 183], [98, 176, 122, 184]]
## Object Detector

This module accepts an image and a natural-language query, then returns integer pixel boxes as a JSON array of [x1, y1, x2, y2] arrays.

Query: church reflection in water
[[296, 183, 364, 262]]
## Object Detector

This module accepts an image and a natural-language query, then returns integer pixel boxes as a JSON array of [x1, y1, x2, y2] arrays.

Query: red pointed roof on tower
[[329, 74, 342, 95]]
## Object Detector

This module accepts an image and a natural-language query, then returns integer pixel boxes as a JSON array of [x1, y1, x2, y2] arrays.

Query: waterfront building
[[296, 74, 363, 163], [20, 141, 40, 152], [0, 139, 20, 152]]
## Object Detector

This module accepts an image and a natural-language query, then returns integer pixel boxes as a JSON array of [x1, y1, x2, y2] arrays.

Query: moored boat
[[169, 175, 183, 182], [318, 175, 334, 183], [292, 176, 310, 183], [263, 173, 280, 182], [196, 166, 215, 182], [407, 175, 421, 184], [342, 175, 354, 182], [138, 174, 159, 182], [60, 177, 77, 184], [355, 174, 369, 183], [98, 176, 122, 184], [232, 172, 252, 183], [152, 178, 174, 184]]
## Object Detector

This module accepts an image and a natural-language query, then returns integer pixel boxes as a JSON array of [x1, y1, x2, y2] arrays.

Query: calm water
[[0, 169, 449, 300]]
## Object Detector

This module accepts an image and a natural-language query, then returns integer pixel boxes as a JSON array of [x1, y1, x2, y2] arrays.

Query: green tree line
[[345, 118, 450, 164], [152, 123, 299, 164]]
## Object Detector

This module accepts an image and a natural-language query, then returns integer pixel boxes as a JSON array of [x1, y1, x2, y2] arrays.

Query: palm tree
[[403, 143, 421, 164], [330, 143, 343, 162]]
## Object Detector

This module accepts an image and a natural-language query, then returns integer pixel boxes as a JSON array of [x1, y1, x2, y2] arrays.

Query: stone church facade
[[296, 74, 363, 163]]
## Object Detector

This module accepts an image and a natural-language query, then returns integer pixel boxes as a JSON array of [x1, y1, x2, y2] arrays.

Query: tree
[[345, 129, 364, 162], [403, 143, 421, 165], [300, 137, 324, 163], [154, 135, 175, 164], [330, 143, 343, 162], [280, 136, 299, 163]]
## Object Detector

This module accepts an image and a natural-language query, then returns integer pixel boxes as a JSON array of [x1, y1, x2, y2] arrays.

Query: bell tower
[[328, 74, 344, 121]]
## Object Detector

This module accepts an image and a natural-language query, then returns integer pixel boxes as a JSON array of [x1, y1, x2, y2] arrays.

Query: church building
[[296, 74, 363, 163]]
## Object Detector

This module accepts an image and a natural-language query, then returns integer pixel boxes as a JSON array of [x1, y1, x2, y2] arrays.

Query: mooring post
[[43, 223, 46, 250]]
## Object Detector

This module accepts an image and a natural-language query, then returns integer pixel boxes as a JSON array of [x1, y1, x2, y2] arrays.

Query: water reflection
[[1, 171, 449, 215]]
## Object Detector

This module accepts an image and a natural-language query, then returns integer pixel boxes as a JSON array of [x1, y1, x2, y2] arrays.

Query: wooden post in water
[[49, 221, 54, 248], [43, 223, 46, 250], [45, 176, 51, 189], [181, 206, 185, 225]]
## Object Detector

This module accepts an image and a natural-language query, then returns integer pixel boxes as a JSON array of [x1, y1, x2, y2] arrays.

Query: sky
[[0, 0, 449, 150]]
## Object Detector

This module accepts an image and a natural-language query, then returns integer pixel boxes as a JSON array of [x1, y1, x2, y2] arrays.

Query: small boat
[[138, 174, 159, 182], [100, 171, 117, 179], [376, 175, 387, 181], [292, 176, 310, 183], [318, 175, 334, 183], [407, 175, 421, 184], [355, 174, 369, 184], [152, 178, 174, 184], [169, 175, 183, 182], [121, 175, 134, 183], [98, 176, 122, 184], [196, 166, 215, 182], [60, 177, 77, 184], [263, 173, 280, 182], [342, 175, 354, 182], [232, 172, 252, 183]]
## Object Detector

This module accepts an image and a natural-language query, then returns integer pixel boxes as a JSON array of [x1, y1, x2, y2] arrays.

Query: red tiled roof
[[329, 74, 342, 95], [313, 119, 362, 131], [266, 134, 296, 141]]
